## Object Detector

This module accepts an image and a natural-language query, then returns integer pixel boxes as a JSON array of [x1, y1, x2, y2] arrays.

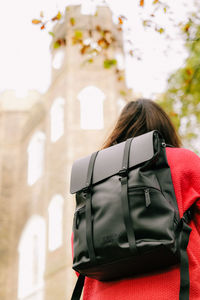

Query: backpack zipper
[[144, 188, 151, 207], [129, 186, 178, 223]]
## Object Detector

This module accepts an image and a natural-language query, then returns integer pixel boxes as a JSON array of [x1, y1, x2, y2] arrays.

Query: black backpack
[[70, 130, 192, 300]]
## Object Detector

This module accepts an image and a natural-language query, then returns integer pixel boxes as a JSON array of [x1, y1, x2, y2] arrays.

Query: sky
[[0, 0, 195, 98]]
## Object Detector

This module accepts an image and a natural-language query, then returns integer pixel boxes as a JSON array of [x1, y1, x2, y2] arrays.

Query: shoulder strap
[[85, 151, 99, 263], [71, 274, 85, 300], [178, 208, 193, 300]]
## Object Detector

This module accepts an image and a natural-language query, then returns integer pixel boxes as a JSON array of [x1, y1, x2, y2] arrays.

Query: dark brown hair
[[102, 98, 181, 149]]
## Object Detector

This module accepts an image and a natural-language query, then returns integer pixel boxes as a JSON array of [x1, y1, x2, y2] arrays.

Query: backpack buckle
[[82, 186, 92, 193], [183, 209, 192, 224], [119, 168, 128, 177]]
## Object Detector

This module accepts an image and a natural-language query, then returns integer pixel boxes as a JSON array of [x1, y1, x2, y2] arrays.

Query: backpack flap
[[70, 130, 157, 194]]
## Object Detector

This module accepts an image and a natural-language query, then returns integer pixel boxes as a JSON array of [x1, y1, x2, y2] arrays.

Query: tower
[[0, 4, 129, 300]]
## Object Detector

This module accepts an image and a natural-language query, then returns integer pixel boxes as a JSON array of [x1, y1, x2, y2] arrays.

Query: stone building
[[0, 4, 131, 300]]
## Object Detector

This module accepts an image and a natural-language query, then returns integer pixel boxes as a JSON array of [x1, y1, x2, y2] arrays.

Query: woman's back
[[82, 147, 200, 300]]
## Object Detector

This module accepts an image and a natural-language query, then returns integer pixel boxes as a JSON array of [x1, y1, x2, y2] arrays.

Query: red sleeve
[[71, 232, 79, 277], [166, 148, 200, 215]]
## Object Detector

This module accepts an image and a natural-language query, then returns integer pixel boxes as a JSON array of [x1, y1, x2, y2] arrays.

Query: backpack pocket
[[128, 186, 176, 250]]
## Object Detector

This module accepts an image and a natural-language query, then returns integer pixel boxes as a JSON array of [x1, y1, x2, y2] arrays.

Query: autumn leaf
[[49, 32, 55, 37], [53, 41, 61, 49], [32, 19, 41, 24], [96, 25, 101, 32], [170, 111, 178, 117], [53, 38, 66, 49], [140, 0, 144, 7], [75, 30, 83, 39], [41, 24, 45, 30], [153, 0, 159, 4], [98, 38, 110, 49], [70, 17, 76, 26], [156, 27, 165, 34], [52, 11, 62, 21], [119, 90, 127, 96], [118, 17, 123, 25], [80, 45, 90, 55], [186, 68, 193, 76], [103, 59, 117, 69], [57, 11, 62, 20], [118, 75, 124, 81], [182, 23, 191, 32]]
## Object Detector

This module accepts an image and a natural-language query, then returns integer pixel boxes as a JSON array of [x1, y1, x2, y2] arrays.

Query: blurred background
[[0, 0, 200, 299]]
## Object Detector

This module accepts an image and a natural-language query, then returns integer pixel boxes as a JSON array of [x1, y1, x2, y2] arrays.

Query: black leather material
[[71, 131, 182, 281], [70, 131, 155, 194]]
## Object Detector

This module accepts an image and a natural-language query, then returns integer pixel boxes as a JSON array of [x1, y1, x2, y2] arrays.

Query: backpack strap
[[85, 151, 99, 263], [119, 138, 138, 255], [179, 208, 192, 300], [71, 152, 99, 300], [71, 274, 85, 300]]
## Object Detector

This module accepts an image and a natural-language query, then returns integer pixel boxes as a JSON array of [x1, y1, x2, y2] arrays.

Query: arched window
[[48, 194, 64, 251], [27, 132, 45, 186], [52, 50, 65, 70], [18, 215, 46, 300], [78, 86, 105, 130], [115, 52, 125, 70], [50, 97, 65, 142]]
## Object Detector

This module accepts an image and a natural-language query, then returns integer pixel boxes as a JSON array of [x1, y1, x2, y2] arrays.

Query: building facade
[[0, 4, 131, 300]]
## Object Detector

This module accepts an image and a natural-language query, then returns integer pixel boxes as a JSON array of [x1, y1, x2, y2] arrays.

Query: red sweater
[[76, 147, 200, 300]]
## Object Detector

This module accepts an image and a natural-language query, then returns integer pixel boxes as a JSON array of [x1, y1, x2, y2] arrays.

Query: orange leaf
[[52, 11, 62, 21], [183, 23, 190, 32], [140, 0, 144, 7], [118, 17, 123, 25], [153, 0, 159, 4], [118, 75, 124, 81], [98, 38, 110, 49], [186, 68, 193, 76], [41, 24, 45, 30], [170, 111, 178, 117], [80, 45, 90, 55], [88, 58, 94, 63], [96, 25, 101, 32], [32, 19, 41, 24]]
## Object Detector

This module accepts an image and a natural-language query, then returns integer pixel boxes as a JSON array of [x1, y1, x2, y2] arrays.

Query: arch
[[50, 97, 65, 142], [52, 50, 65, 70], [48, 194, 64, 251], [78, 85, 106, 130], [18, 215, 46, 299], [27, 131, 46, 186], [115, 52, 125, 70]]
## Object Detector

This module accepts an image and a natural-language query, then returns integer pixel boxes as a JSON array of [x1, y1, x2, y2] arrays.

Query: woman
[[75, 99, 200, 300]]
